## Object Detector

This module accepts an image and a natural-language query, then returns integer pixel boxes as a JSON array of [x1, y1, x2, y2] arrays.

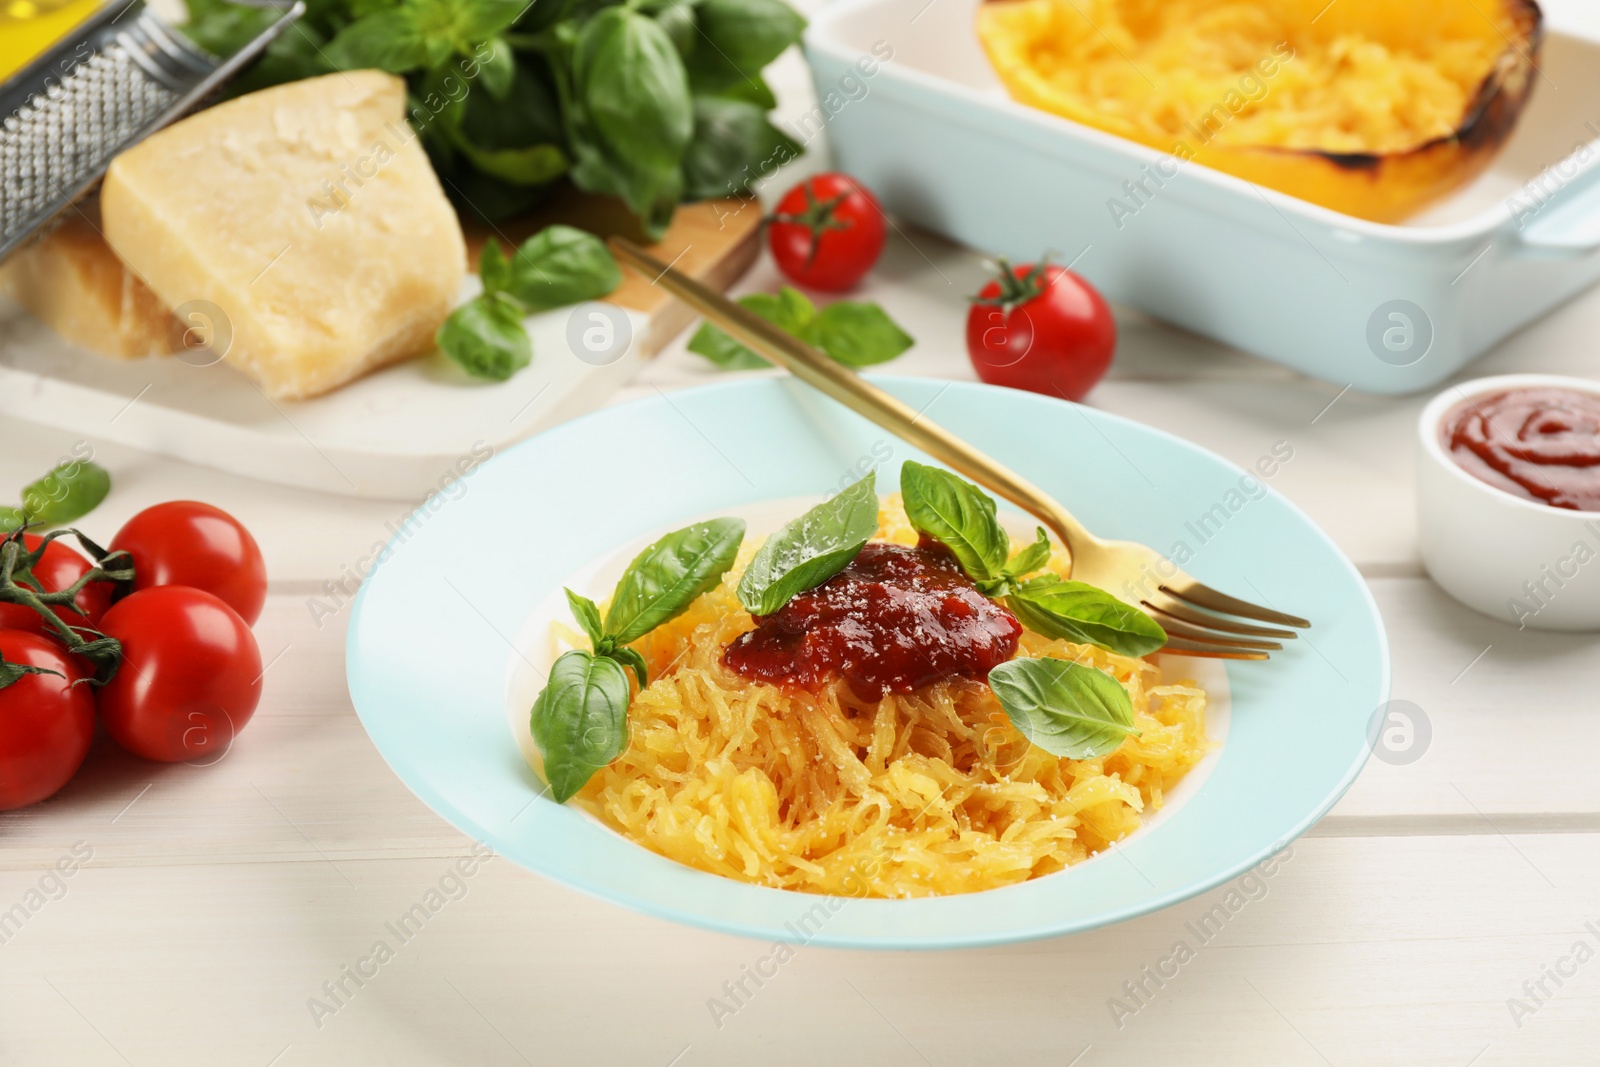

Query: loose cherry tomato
[[0, 533, 112, 637], [0, 630, 95, 811], [96, 586, 262, 763], [965, 259, 1117, 402], [110, 501, 266, 625], [768, 173, 887, 292]]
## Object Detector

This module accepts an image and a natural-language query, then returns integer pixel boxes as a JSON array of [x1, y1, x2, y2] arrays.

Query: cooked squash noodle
[[573, 499, 1211, 897], [978, 0, 1505, 155]]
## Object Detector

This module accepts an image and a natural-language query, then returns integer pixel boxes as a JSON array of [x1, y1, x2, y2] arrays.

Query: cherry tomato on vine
[[0, 533, 112, 637], [768, 173, 887, 292], [96, 586, 262, 763], [110, 501, 266, 626], [965, 259, 1117, 402], [0, 630, 96, 811]]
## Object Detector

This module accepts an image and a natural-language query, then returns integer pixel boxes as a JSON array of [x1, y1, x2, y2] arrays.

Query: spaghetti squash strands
[[573, 500, 1212, 897]]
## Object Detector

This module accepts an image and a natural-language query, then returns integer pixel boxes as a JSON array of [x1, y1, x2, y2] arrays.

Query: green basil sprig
[[987, 657, 1139, 759], [437, 224, 621, 380], [897, 461, 1166, 656], [604, 518, 746, 643], [688, 286, 913, 371], [531, 649, 633, 802], [737, 472, 877, 616], [900, 461, 1011, 585], [530, 517, 745, 801], [436, 292, 531, 380], [1, 459, 112, 532]]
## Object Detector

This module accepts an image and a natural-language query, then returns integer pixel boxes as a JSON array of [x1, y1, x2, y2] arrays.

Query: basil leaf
[[0, 507, 23, 533], [568, 7, 693, 236], [603, 517, 745, 644], [564, 588, 606, 648], [530, 649, 631, 802], [988, 657, 1138, 759], [694, 0, 805, 72], [478, 239, 513, 298], [325, 12, 430, 71], [653, 0, 697, 59], [685, 0, 804, 98], [737, 471, 877, 616], [478, 36, 516, 99], [21, 461, 111, 527], [682, 97, 799, 201], [686, 320, 767, 371], [687, 288, 913, 372], [744, 287, 816, 336], [459, 57, 566, 151], [810, 301, 913, 367], [1006, 576, 1168, 657], [448, 137, 568, 187], [686, 287, 814, 370], [450, 0, 528, 40], [1003, 527, 1053, 579], [496, 225, 622, 311], [436, 292, 531, 380], [899, 461, 1010, 583], [177, 0, 282, 58], [607, 645, 649, 690]]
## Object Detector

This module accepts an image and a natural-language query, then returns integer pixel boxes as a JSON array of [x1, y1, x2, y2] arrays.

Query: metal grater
[[0, 0, 304, 262]]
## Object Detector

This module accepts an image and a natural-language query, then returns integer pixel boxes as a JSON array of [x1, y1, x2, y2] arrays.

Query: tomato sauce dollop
[[723, 540, 1022, 697], [1440, 388, 1600, 512]]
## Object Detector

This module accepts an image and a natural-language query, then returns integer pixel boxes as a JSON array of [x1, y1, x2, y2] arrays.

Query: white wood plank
[[0, 834, 1597, 1066]]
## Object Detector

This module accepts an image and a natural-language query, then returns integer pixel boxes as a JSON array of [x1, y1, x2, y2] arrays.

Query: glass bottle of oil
[[1, 0, 111, 82]]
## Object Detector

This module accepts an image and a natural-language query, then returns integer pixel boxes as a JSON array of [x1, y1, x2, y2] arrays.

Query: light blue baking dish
[[804, 0, 1600, 394]]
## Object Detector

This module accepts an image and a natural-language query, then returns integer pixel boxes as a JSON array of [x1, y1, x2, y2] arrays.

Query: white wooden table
[[6, 7, 1600, 1062]]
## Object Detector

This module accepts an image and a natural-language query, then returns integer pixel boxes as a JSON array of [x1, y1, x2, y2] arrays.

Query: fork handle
[[609, 238, 1096, 556]]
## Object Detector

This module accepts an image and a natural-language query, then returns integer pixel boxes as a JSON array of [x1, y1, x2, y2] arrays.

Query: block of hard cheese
[[101, 71, 466, 399], [0, 213, 170, 359]]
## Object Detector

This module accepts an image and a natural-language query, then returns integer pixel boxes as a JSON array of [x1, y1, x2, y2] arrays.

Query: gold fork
[[610, 239, 1309, 659]]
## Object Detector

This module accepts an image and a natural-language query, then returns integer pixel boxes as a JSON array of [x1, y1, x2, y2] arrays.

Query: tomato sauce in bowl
[[724, 540, 1022, 697], [1439, 387, 1600, 512]]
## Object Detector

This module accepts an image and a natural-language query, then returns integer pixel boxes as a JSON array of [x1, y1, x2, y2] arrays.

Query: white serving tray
[[0, 293, 647, 499], [806, 0, 1600, 393]]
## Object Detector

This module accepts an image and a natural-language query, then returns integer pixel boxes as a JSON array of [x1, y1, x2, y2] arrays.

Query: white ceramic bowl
[[1417, 374, 1600, 631]]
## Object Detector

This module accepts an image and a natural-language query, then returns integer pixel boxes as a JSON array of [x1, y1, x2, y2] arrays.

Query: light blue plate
[[346, 377, 1388, 949]]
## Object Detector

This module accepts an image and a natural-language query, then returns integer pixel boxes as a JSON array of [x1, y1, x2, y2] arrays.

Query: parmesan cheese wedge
[[0, 212, 171, 360], [101, 70, 467, 399]]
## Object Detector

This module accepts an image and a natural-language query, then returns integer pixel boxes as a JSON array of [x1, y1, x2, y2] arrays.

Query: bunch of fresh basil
[[532, 517, 744, 800], [437, 224, 621, 378], [688, 286, 914, 371], [180, 0, 804, 237]]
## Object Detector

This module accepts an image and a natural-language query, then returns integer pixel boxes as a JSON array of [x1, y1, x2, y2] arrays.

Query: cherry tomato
[[110, 501, 266, 625], [965, 260, 1117, 402], [0, 533, 112, 638], [96, 586, 262, 763], [0, 630, 96, 811], [768, 173, 887, 292]]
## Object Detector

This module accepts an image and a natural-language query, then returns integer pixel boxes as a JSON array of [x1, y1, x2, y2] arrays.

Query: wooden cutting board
[[463, 186, 763, 356]]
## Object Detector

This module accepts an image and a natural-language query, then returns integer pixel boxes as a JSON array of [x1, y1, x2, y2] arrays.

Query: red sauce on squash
[[724, 540, 1022, 697], [1440, 388, 1600, 512]]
